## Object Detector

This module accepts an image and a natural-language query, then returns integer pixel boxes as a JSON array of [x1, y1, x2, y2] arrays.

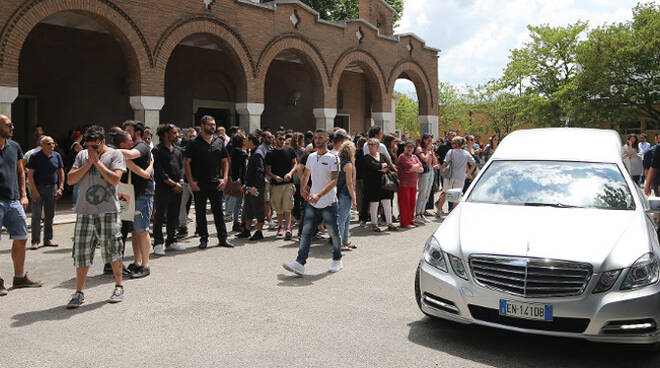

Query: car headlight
[[448, 254, 468, 280], [424, 236, 447, 272], [592, 270, 621, 293], [621, 253, 660, 290]]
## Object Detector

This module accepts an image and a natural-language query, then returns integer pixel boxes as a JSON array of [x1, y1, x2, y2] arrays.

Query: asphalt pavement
[[1, 213, 659, 367]]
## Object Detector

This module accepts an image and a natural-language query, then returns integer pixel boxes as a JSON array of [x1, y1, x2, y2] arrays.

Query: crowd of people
[[0, 113, 500, 307]]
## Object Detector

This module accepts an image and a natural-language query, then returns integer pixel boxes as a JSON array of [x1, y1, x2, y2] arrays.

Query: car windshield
[[467, 161, 635, 210]]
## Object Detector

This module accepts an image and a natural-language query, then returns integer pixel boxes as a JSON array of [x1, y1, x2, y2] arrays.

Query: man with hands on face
[[27, 135, 65, 249], [0, 115, 43, 296], [283, 129, 343, 276], [66, 125, 126, 308], [184, 115, 233, 249], [152, 124, 186, 255]]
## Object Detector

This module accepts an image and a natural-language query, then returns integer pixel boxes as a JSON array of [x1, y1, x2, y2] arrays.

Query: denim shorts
[[133, 195, 153, 232], [0, 200, 29, 240]]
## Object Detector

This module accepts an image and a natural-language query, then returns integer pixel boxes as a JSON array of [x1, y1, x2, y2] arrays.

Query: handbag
[[225, 178, 243, 198], [441, 150, 454, 180], [381, 168, 400, 192], [118, 173, 135, 221]]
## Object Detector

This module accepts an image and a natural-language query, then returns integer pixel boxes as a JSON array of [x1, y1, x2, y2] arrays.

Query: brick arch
[[388, 59, 434, 116], [255, 35, 330, 107], [154, 16, 253, 102], [0, 0, 150, 95], [331, 48, 388, 112]]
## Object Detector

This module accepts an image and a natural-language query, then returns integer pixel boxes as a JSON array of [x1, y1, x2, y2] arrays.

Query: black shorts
[[244, 187, 265, 223]]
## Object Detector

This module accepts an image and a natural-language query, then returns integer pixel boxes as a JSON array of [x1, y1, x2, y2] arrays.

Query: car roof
[[492, 128, 623, 163]]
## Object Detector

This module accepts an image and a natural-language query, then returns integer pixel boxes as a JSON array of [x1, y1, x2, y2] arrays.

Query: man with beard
[[184, 115, 233, 249], [0, 115, 43, 296]]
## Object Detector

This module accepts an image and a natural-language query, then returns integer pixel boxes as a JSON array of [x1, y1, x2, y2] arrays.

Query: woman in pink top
[[397, 141, 424, 228]]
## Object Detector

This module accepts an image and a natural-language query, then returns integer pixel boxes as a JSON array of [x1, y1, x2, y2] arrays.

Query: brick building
[[0, 0, 439, 148]]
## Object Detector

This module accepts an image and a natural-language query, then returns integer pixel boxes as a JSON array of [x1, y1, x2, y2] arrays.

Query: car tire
[[415, 263, 436, 319]]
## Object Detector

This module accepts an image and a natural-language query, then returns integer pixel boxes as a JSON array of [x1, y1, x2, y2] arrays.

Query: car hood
[[437, 202, 653, 273]]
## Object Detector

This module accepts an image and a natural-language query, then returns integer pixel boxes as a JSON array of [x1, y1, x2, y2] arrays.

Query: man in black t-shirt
[[184, 115, 233, 249], [266, 130, 298, 240], [0, 114, 42, 295], [117, 122, 155, 278]]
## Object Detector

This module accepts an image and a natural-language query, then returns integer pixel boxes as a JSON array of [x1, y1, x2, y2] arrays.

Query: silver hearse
[[416, 128, 660, 347]]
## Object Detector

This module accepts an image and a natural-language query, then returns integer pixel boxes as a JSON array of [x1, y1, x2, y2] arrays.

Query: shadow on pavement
[[276, 272, 331, 287], [42, 247, 72, 254], [55, 273, 116, 290], [11, 301, 106, 328], [407, 317, 660, 367]]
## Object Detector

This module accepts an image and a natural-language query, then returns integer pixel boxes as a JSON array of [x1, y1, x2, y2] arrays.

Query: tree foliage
[[272, 0, 404, 25], [575, 2, 660, 126], [394, 92, 419, 138]]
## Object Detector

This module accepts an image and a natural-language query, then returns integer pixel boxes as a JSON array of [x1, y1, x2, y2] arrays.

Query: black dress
[[363, 153, 393, 202]]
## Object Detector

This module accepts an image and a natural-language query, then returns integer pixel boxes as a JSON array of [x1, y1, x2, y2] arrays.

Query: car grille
[[469, 255, 592, 298], [468, 305, 590, 333]]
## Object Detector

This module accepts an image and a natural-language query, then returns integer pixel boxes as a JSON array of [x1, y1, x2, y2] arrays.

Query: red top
[[397, 153, 422, 188]]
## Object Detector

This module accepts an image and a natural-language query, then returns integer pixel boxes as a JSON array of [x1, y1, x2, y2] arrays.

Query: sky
[[392, 0, 647, 96]]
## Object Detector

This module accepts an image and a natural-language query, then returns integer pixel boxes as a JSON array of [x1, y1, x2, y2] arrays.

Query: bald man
[[0, 115, 43, 296]]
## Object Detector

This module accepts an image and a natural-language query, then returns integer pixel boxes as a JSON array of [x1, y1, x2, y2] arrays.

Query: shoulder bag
[[118, 173, 135, 221], [440, 150, 454, 180], [381, 167, 400, 192]]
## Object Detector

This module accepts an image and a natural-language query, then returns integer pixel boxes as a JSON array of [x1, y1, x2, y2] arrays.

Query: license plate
[[499, 300, 552, 321]]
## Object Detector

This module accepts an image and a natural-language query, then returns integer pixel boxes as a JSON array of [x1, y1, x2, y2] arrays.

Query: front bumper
[[418, 261, 660, 344]]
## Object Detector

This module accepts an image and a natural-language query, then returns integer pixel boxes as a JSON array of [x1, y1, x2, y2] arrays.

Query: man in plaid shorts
[[66, 125, 126, 308]]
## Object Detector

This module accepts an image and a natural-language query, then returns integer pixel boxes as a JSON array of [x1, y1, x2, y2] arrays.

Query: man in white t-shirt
[[283, 129, 343, 275]]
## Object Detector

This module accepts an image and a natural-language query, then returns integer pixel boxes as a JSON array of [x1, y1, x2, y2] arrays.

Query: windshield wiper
[[523, 202, 580, 208]]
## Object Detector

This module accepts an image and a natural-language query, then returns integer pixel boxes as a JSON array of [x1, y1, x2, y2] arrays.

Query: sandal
[[387, 225, 399, 232], [372, 227, 382, 232], [349, 243, 357, 249], [30, 243, 39, 250], [341, 245, 352, 252]]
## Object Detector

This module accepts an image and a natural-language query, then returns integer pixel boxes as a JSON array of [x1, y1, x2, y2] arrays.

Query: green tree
[[475, 83, 525, 137], [437, 81, 469, 131], [394, 92, 419, 138], [264, 0, 404, 25], [575, 2, 660, 127], [499, 21, 588, 126]]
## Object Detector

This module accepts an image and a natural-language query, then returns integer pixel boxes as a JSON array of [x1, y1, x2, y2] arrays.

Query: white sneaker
[[414, 217, 425, 225], [153, 244, 166, 256], [168, 242, 185, 251], [421, 216, 430, 224], [268, 221, 278, 230], [328, 260, 343, 273], [283, 261, 305, 276]]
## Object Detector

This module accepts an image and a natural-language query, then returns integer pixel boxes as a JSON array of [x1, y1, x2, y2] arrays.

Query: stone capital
[[235, 102, 265, 116], [313, 108, 337, 119], [0, 86, 19, 104], [130, 96, 165, 111]]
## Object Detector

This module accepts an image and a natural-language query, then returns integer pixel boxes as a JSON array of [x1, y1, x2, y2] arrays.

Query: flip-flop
[[44, 243, 59, 248], [341, 246, 352, 252], [372, 227, 382, 232], [29, 244, 40, 250]]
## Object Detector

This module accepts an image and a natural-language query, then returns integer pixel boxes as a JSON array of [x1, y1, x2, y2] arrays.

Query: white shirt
[[362, 142, 391, 162], [640, 141, 651, 154], [445, 148, 475, 182], [306, 151, 340, 209]]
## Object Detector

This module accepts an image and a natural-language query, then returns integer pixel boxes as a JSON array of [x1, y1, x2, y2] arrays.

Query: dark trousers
[[154, 186, 182, 246], [30, 184, 56, 244], [193, 183, 228, 242]]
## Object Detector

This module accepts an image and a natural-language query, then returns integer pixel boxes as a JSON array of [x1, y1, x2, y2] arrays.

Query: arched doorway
[[261, 49, 326, 132], [332, 50, 388, 135], [390, 60, 436, 139], [160, 33, 248, 129], [12, 11, 140, 149]]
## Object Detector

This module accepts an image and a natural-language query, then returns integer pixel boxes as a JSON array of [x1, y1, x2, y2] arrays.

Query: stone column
[[313, 108, 337, 131], [130, 96, 164, 132], [236, 103, 264, 133], [419, 115, 439, 138], [372, 112, 394, 133], [0, 86, 19, 119]]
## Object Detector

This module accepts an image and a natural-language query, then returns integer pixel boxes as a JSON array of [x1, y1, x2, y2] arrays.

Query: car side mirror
[[446, 188, 463, 203], [648, 197, 660, 213]]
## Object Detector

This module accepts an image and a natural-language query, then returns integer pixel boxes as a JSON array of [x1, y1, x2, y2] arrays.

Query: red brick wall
[[0, 0, 440, 135]]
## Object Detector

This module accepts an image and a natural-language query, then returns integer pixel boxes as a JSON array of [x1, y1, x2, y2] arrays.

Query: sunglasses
[[367, 143, 378, 146], [87, 144, 100, 149], [45, 142, 56, 146], [276, 137, 285, 141]]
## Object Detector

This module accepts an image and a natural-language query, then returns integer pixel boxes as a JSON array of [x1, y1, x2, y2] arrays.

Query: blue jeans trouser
[[296, 202, 342, 265], [226, 195, 243, 225], [337, 193, 352, 246]]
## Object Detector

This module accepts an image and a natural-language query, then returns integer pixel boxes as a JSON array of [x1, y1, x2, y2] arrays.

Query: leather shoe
[[218, 240, 234, 248]]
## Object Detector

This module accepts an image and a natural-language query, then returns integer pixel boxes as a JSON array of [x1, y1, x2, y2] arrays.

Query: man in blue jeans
[[283, 129, 342, 275], [0, 115, 43, 295]]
